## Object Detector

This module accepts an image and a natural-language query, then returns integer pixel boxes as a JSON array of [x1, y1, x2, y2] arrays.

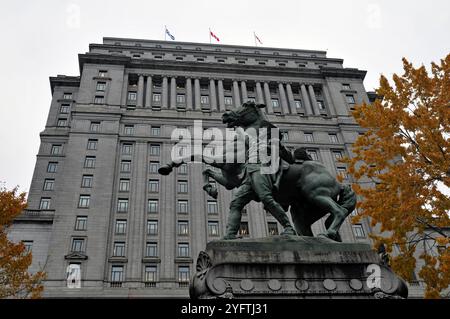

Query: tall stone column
[[232, 80, 241, 108], [194, 78, 201, 110], [137, 75, 144, 107], [121, 73, 129, 106], [217, 79, 225, 111], [186, 77, 193, 110], [161, 76, 169, 109], [145, 75, 152, 108], [256, 82, 264, 105], [263, 82, 274, 114], [301, 84, 313, 115], [240, 81, 248, 102], [170, 77, 177, 109], [209, 79, 218, 111], [309, 84, 320, 115], [285, 83, 297, 114], [278, 82, 290, 114]]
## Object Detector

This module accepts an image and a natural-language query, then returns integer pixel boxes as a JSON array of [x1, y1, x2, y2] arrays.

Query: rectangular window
[[342, 84, 351, 90], [271, 99, 279, 108], [84, 156, 96, 168], [90, 122, 100, 132], [178, 243, 189, 257], [294, 100, 302, 109], [43, 179, 55, 191], [178, 266, 190, 284], [98, 70, 108, 77], [352, 224, 365, 238], [208, 221, 219, 237], [317, 100, 325, 110], [152, 93, 161, 102], [346, 94, 355, 104], [337, 167, 348, 179], [94, 96, 104, 104], [122, 143, 133, 155], [178, 163, 187, 174], [177, 181, 188, 193], [306, 150, 318, 161], [144, 266, 157, 283], [81, 175, 93, 188], [111, 266, 124, 283], [120, 160, 131, 172], [96, 82, 106, 92], [115, 220, 127, 234], [22, 241, 33, 253], [78, 195, 90, 208], [113, 242, 125, 257], [87, 139, 98, 150], [178, 221, 189, 236], [148, 161, 159, 174], [119, 179, 130, 192], [39, 198, 51, 210], [75, 216, 87, 231], [63, 93, 72, 100], [148, 200, 159, 213], [117, 199, 129, 213], [224, 96, 233, 106], [239, 222, 249, 237], [60, 104, 70, 114], [332, 150, 343, 161], [151, 127, 161, 136], [329, 134, 338, 143], [51, 144, 62, 155], [147, 220, 158, 235], [148, 180, 159, 193], [150, 144, 160, 156], [145, 242, 158, 257], [71, 238, 84, 252], [176, 94, 186, 104], [127, 91, 137, 101], [268, 222, 279, 235], [57, 118, 67, 127], [207, 201, 217, 214], [47, 162, 58, 173], [304, 133, 313, 142], [177, 200, 188, 214], [124, 125, 134, 135], [200, 95, 209, 105]]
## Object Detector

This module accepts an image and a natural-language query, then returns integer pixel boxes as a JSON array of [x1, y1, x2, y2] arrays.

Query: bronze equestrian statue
[[159, 101, 356, 242]]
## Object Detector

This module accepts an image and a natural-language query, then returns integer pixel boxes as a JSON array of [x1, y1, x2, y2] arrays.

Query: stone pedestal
[[190, 236, 408, 299]]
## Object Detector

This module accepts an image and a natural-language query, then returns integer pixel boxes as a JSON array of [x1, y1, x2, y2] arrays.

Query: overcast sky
[[0, 0, 449, 193]]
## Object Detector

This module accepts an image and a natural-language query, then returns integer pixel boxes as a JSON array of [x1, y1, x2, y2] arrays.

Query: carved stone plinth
[[190, 236, 408, 299]]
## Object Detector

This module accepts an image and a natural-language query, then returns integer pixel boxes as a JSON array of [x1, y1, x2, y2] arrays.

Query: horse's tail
[[337, 184, 357, 214]]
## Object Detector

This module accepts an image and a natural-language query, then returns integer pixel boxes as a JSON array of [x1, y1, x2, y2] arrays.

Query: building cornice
[[49, 76, 80, 94]]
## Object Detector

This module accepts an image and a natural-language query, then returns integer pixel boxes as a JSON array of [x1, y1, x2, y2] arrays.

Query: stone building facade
[[9, 37, 425, 298]]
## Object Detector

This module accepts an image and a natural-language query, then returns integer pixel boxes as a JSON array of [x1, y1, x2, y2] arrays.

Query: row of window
[[108, 265, 189, 286]]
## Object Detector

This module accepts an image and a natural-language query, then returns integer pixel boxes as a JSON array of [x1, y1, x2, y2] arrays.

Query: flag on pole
[[165, 26, 175, 40], [254, 32, 263, 45], [210, 29, 220, 42]]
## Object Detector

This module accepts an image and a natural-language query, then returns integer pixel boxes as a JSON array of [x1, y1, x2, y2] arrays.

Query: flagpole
[[209, 27, 211, 44], [164, 25, 166, 41], [253, 32, 257, 47]]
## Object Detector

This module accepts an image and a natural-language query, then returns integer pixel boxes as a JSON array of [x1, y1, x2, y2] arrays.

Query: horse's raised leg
[[202, 168, 233, 199], [310, 195, 348, 241]]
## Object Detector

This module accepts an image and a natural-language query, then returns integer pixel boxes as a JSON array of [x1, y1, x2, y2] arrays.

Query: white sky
[[0, 0, 449, 193]]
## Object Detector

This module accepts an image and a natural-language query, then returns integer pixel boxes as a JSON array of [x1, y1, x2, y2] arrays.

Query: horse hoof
[[281, 226, 297, 236], [203, 185, 218, 199], [223, 235, 238, 240], [158, 165, 172, 175], [318, 232, 339, 242]]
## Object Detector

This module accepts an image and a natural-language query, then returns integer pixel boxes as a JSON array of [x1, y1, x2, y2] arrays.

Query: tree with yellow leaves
[[0, 186, 46, 298], [346, 54, 450, 298]]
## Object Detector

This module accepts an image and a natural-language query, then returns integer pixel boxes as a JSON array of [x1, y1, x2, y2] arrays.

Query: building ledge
[[14, 209, 55, 223]]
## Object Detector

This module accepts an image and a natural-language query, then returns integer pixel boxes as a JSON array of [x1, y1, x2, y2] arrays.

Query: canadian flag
[[210, 30, 220, 42]]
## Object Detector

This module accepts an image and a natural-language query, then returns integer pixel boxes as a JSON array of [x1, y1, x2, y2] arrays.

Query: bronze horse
[[159, 102, 356, 242]]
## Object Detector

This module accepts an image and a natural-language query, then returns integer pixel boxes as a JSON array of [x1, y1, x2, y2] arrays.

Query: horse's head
[[222, 101, 266, 128]]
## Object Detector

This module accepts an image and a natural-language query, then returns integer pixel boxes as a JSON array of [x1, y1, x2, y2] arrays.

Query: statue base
[[190, 236, 408, 299]]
